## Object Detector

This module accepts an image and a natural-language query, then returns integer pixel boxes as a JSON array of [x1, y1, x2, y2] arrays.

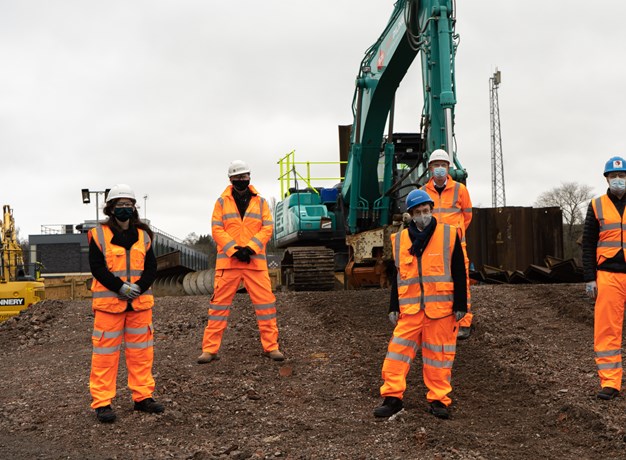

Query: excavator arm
[[272, 0, 469, 290], [1, 205, 26, 282], [343, 0, 466, 234]]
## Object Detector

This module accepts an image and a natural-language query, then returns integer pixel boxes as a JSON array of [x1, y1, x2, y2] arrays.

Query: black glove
[[233, 246, 252, 263]]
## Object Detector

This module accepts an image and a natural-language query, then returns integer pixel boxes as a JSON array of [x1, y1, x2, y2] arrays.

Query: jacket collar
[[220, 184, 259, 198], [427, 175, 453, 189]]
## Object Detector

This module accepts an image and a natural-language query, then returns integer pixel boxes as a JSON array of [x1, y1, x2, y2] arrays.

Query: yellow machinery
[[0, 205, 45, 322]]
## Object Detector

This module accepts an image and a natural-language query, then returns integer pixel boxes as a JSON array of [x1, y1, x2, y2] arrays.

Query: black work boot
[[264, 349, 285, 361], [597, 387, 619, 400], [197, 352, 219, 364], [429, 401, 450, 419], [373, 396, 403, 418], [134, 398, 165, 414], [457, 326, 473, 341], [95, 405, 116, 423]]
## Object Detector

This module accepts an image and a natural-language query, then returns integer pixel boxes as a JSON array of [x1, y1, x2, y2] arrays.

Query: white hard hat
[[428, 149, 451, 164], [106, 184, 136, 203], [228, 160, 251, 177]]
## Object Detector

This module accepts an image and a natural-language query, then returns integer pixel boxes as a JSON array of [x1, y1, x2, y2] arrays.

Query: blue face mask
[[114, 207, 134, 222], [610, 177, 626, 194], [433, 167, 447, 179]]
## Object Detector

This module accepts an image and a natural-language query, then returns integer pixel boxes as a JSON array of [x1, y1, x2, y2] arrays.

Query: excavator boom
[[344, 0, 465, 234], [273, 0, 469, 290], [0, 205, 45, 321]]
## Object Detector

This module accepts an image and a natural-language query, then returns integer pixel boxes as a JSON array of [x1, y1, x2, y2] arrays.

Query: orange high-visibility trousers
[[201, 268, 278, 354], [380, 311, 457, 406], [458, 241, 473, 328], [90, 309, 155, 409], [594, 270, 626, 391]]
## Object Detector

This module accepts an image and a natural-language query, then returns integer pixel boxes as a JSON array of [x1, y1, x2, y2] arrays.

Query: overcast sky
[[2, 1, 625, 241]]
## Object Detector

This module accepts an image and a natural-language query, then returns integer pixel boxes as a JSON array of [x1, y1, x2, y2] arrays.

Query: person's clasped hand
[[118, 282, 133, 298], [127, 283, 142, 299], [231, 247, 247, 262], [233, 246, 254, 263]]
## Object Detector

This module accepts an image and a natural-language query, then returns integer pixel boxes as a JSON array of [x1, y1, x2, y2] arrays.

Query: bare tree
[[182, 232, 217, 267], [267, 196, 277, 217], [182, 232, 199, 246], [535, 182, 594, 259]]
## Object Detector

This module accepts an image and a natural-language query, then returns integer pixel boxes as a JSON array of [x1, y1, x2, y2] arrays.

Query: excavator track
[[280, 247, 336, 291]]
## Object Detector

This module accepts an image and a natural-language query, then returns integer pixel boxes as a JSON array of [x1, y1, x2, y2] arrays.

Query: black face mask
[[114, 207, 134, 222], [232, 179, 250, 191]]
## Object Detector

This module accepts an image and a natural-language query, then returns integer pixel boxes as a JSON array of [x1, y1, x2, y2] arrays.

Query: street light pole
[[81, 188, 110, 224], [143, 194, 148, 220]]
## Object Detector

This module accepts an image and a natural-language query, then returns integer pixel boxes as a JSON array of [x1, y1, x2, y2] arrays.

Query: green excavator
[[274, 0, 468, 290]]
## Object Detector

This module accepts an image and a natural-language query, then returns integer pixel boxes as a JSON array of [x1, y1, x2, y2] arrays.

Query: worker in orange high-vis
[[88, 184, 164, 423], [583, 156, 626, 401], [374, 189, 467, 419], [421, 149, 474, 340], [198, 160, 284, 364]]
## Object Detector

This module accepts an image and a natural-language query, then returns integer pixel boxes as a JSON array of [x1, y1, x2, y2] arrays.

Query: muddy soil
[[1, 284, 625, 459]]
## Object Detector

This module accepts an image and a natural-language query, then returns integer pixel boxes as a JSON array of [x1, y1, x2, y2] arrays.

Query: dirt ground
[[1, 283, 626, 459]]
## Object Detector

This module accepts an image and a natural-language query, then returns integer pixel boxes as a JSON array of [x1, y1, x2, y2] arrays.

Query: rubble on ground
[[0, 284, 623, 459]]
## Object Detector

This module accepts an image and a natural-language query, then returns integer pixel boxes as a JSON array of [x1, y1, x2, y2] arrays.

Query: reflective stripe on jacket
[[592, 194, 626, 265], [212, 184, 273, 270], [422, 177, 472, 239], [88, 225, 154, 313], [391, 223, 457, 318]]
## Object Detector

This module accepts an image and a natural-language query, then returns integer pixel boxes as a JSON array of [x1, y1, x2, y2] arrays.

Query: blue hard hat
[[406, 189, 434, 211], [604, 156, 626, 176]]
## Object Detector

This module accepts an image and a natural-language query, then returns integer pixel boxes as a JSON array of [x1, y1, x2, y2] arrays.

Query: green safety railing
[[277, 150, 347, 198]]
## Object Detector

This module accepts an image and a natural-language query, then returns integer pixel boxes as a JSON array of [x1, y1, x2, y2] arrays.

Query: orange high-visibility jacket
[[212, 185, 273, 271], [88, 225, 154, 313], [422, 177, 472, 237], [592, 194, 626, 265], [391, 223, 458, 318]]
